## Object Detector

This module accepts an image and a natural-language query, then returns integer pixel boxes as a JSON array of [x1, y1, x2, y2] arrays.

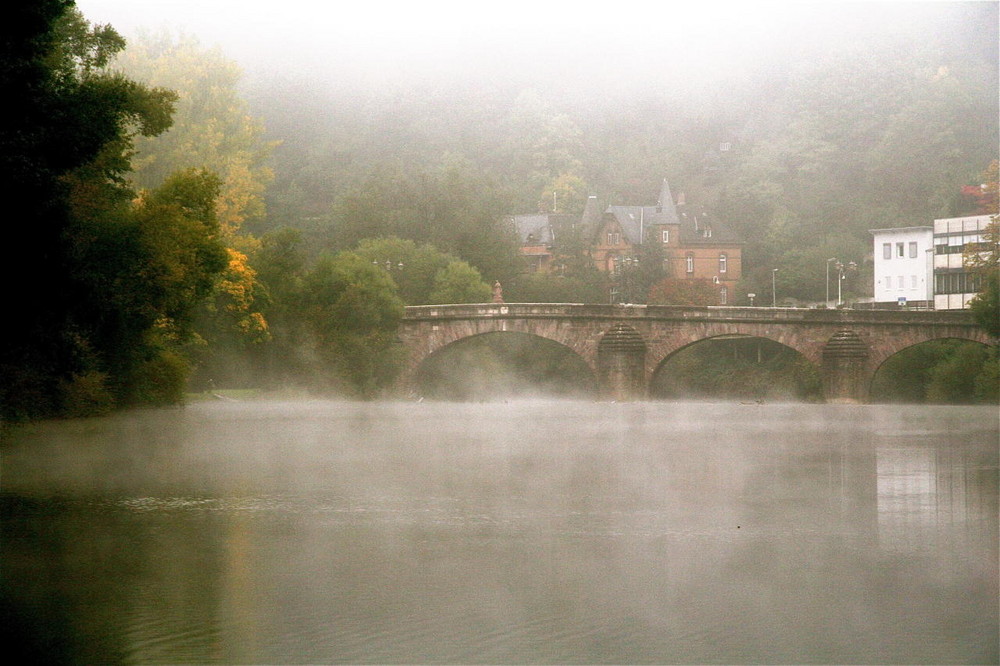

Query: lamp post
[[826, 257, 838, 307], [925, 248, 935, 308], [771, 268, 779, 307], [834, 260, 857, 307]]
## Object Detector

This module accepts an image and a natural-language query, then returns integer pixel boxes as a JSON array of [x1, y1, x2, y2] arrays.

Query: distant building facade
[[869, 226, 934, 308], [510, 180, 743, 305], [509, 213, 575, 273], [933, 214, 992, 310]]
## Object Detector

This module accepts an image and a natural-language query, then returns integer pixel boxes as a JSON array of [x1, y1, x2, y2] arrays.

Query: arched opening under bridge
[[650, 334, 822, 402], [869, 338, 998, 404], [414, 331, 598, 401]]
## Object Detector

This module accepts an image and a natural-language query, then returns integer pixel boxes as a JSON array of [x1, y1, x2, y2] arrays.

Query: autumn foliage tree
[[113, 32, 274, 376], [0, 3, 228, 419]]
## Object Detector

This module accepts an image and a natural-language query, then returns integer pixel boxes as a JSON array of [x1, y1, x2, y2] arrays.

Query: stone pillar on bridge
[[821, 329, 871, 404], [597, 324, 647, 401]]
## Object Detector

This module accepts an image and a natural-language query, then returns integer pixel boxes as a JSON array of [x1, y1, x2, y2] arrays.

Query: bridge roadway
[[395, 303, 994, 402]]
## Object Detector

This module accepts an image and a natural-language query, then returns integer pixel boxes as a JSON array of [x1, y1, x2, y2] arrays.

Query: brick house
[[511, 180, 743, 304]]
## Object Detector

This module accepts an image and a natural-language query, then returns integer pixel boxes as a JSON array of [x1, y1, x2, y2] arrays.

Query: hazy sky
[[72, 1, 971, 92]]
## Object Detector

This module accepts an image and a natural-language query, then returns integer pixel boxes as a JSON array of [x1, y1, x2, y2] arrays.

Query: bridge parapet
[[403, 303, 981, 327]]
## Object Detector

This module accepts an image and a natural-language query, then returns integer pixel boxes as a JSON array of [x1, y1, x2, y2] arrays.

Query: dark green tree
[[0, 3, 231, 418], [301, 252, 405, 396]]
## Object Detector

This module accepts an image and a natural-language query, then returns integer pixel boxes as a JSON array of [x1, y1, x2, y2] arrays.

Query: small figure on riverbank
[[492, 281, 504, 304]]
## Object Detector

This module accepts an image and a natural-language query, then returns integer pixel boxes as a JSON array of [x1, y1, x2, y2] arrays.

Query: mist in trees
[[4, 1, 997, 416]]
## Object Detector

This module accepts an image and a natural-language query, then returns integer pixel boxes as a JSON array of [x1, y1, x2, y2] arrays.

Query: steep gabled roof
[[510, 213, 576, 245], [603, 179, 683, 245], [675, 204, 741, 245]]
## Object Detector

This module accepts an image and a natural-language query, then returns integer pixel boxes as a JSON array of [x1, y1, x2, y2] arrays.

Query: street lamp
[[772, 268, 779, 307], [834, 260, 857, 307], [826, 257, 838, 307]]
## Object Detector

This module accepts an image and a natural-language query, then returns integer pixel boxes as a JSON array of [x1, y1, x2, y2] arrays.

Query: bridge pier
[[597, 324, 647, 401], [821, 329, 871, 404]]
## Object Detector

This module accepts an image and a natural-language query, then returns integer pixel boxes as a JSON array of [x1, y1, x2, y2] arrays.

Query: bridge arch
[[869, 337, 997, 403], [412, 330, 597, 399], [649, 334, 822, 401]]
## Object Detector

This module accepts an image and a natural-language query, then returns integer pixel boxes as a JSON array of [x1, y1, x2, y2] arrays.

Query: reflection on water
[[2, 401, 997, 664]]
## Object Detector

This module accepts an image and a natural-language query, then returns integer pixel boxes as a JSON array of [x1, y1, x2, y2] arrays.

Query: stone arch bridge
[[394, 303, 994, 402]]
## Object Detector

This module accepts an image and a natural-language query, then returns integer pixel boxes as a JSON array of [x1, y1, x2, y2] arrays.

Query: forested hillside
[[248, 1, 997, 303]]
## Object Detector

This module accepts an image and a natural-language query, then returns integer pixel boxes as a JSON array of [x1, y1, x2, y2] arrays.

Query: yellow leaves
[[215, 247, 270, 342], [115, 33, 273, 237], [215, 159, 272, 238]]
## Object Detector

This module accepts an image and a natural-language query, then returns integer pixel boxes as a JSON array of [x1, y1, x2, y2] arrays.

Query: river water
[[2, 400, 997, 664]]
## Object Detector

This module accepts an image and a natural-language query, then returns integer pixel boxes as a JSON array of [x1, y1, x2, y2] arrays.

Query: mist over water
[[3, 399, 997, 663]]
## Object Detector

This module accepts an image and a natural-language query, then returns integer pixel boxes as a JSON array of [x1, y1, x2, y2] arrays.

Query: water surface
[[2, 400, 997, 664]]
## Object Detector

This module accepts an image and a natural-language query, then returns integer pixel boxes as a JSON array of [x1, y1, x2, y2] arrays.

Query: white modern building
[[933, 214, 992, 310], [870, 226, 934, 308]]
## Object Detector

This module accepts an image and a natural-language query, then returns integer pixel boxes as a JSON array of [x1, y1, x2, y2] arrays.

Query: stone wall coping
[[402, 303, 980, 327]]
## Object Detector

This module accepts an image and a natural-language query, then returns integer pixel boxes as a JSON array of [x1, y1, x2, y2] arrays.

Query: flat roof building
[[870, 226, 934, 308], [932, 214, 992, 310]]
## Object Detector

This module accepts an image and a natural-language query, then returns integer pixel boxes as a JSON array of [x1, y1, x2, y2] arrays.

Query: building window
[[719, 286, 728, 305], [911, 275, 918, 289], [702, 227, 713, 238], [662, 258, 670, 275], [719, 253, 727, 273], [909, 241, 918, 258], [935, 272, 982, 294], [883, 243, 892, 260], [662, 229, 670, 244], [897, 276, 904, 289], [896, 242, 904, 257], [686, 254, 694, 273], [606, 231, 621, 246]]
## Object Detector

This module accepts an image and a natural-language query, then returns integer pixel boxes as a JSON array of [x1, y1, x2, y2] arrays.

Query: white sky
[[72, 1, 962, 91]]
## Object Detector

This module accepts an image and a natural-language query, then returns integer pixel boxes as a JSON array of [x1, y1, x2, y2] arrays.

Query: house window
[[719, 286, 728, 305], [897, 275, 904, 289], [606, 231, 621, 246], [662, 258, 670, 275], [661, 229, 670, 244], [719, 253, 727, 273], [896, 242, 904, 257], [909, 241, 918, 258], [910, 275, 918, 289], [685, 254, 694, 274], [719, 142, 731, 152], [702, 227, 713, 238], [883, 243, 892, 260]]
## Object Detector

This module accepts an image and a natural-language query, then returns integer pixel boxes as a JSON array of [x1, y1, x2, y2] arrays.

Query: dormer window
[[702, 227, 713, 238]]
